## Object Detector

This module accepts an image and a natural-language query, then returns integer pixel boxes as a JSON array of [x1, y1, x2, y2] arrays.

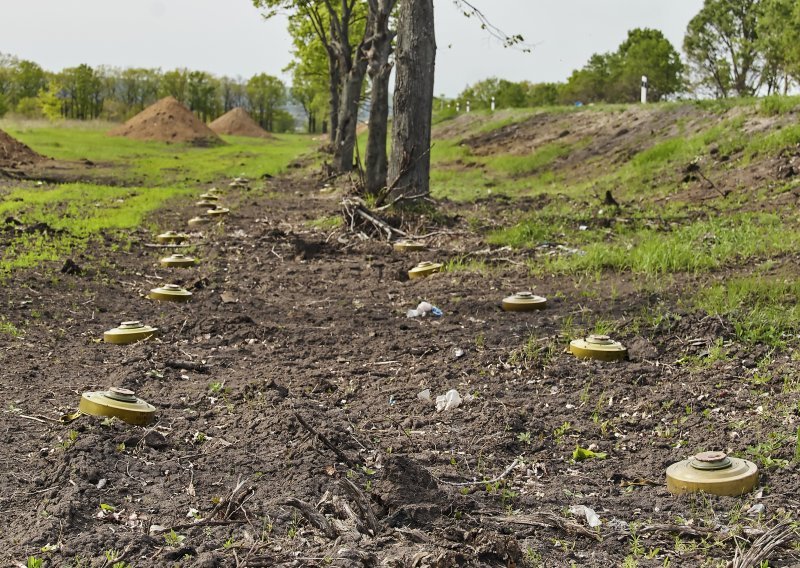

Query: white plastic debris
[[569, 505, 601, 528], [406, 301, 443, 318], [417, 389, 432, 402], [435, 389, 462, 411], [746, 503, 765, 517]]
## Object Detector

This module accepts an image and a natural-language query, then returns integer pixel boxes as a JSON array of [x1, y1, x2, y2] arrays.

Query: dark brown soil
[[1, 172, 799, 567], [0, 128, 45, 168], [109, 97, 223, 146], [209, 108, 272, 139]]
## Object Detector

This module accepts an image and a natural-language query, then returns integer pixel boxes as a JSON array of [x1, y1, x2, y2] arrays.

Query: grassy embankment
[[428, 97, 800, 347]]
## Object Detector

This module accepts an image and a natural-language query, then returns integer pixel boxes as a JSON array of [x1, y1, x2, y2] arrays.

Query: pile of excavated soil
[[108, 96, 223, 146], [0, 129, 44, 168], [209, 107, 272, 138]]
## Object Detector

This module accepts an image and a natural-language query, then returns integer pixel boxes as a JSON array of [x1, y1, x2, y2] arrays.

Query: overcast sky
[[2, 0, 704, 97]]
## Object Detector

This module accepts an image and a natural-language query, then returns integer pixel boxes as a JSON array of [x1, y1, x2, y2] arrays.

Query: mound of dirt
[[209, 107, 272, 138], [0, 128, 44, 168], [108, 96, 223, 146]]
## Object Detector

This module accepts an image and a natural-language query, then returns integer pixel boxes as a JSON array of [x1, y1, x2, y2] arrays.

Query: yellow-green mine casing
[[569, 334, 627, 361], [666, 451, 758, 496], [156, 231, 189, 244], [408, 261, 443, 279], [188, 216, 211, 227], [103, 321, 158, 344], [502, 292, 547, 311], [393, 240, 427, 252], [196, 199, 218, 208], [199, 193, 220, 201], [206, 207, 230, 217], [160, 253, 197, 268], [79, 387, 156, 425], [147, 284, 192, 302]]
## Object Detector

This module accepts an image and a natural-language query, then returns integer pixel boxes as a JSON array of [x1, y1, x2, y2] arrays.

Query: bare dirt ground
[[1, 166, 799, 568]]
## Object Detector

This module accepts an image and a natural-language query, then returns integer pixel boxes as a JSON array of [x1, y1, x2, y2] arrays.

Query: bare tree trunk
[[386, 0, 436, 202], [327, 48, 341, 147], [364, 0, 396, 196], [333, 56, 368, 172]]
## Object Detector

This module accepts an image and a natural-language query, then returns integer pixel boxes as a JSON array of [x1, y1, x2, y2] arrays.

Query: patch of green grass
[[306, 215, 343, 230], [696, 275, 800, 347], [0, 182, 193, 276], [479, 142, 572, 177], [758, 95, 800, 116], [0, 318, 22, 337], [526, 213, 798, 276], [1, 119, 316, 185]]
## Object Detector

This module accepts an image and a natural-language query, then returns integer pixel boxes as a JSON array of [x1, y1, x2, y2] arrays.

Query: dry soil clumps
[[108, 96, 223, 146], [0, 129, 44, 168], [209, 107, 272, 138]]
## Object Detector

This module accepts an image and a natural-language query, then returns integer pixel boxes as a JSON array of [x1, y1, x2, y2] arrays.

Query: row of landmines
[[79, 182, 760, 499]]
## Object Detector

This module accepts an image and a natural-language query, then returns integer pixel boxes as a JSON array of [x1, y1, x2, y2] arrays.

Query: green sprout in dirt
[[164, 529, 185, 547], [553, 421, 571, 444]]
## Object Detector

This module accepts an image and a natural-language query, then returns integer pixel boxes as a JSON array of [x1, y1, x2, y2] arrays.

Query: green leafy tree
[[160, 69, 189, 103], [458, 77, 528, 110], [219, 76, 248, 112], [561, 53, 614, 104], [757, 0, 800, 93], [247, 73, 286, 131], [187, 71, 220, 121], [11, 60, 47, 104], [684, 0, 763, 97], [608, 28, 684, 102], [525, 82, 561, 107], [59, 64, 104, 119]]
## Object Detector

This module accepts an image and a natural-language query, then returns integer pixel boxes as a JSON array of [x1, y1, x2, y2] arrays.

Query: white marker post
[[456, 102, 460, 113], [491, 96, 496, 112], [466, 100, 471, 113], [641, 75, 648, 104]]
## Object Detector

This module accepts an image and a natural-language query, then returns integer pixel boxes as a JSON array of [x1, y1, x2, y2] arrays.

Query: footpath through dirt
[[0, 174, 798, 567]]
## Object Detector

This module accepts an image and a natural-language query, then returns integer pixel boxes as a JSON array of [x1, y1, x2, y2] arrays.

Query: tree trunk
[[333, 55, 368, 173], [364, 1, 396, 196], [327, 51, 341, 146], [386, 0, 436, 202]]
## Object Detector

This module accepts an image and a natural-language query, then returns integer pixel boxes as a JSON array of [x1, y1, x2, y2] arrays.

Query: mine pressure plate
[[79, 387, 156, 425], [199, 193, 220, 201], [188, 216, 211, 227], [206, 207, 230, 217], [147, 284, 192, 303], [160, 253, 197, 268], [156, 230, 189, 244], [666, 451, 759, 496], [569, 334, 627, 361], [393, 240, 427, 252], [408, 261, 443, 279], [196, 199, 218, 208], [502, 292, 547, 312], [103, 321, 158, 345]]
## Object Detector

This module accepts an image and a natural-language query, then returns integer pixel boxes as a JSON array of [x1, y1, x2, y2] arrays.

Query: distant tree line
[[0, 55, 296, 132], [450, 0, 800, 109]]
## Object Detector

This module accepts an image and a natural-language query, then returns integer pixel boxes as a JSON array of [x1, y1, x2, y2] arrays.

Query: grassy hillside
[[429, 97, 800, 347]]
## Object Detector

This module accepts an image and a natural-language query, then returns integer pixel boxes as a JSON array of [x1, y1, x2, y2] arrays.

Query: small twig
[[730, 519, 798, 568], [339, 477, 380, 537], [492, 512, 601, 542], [165, 360, 209, 373], [293, 411, 359, 468], [437, 457, 522, 487], [281, 498, 338, 539]]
